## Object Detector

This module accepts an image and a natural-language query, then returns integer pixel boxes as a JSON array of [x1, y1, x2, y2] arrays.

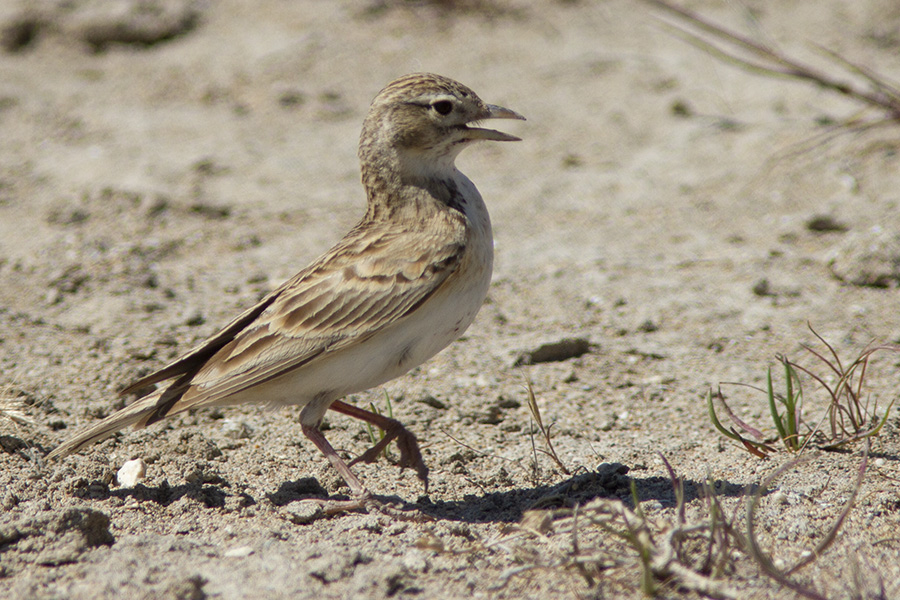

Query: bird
[[47, 73, 524, 516]]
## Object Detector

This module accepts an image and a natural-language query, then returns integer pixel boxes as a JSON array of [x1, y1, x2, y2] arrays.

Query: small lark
[[48, 73, 524, 514]]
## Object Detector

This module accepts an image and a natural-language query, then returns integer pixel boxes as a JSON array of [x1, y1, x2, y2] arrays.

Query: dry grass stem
[[745, 443, 869, 600], [524, 379, 570, 475], [644, 0, 900, 126], [0, 396, 35, 427]]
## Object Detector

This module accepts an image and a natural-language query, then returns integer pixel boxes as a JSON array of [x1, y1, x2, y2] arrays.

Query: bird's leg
[[329, 399, 429, 493], [301, 423, 369, 497], [299, 422, 428, 521]]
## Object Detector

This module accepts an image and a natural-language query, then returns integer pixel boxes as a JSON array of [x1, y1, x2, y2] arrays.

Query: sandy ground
[[2, 0, 900, 598]]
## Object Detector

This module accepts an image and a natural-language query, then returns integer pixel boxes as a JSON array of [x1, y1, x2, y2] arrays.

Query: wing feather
[[126, 214, 467, 419]]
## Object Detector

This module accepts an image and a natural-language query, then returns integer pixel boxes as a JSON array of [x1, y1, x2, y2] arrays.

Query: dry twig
[[644, 0, 900, 125]]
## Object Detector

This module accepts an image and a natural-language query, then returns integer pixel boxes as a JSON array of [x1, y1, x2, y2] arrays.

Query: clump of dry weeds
[[485, 449, 878, 599], [710, 326, 896, 456]]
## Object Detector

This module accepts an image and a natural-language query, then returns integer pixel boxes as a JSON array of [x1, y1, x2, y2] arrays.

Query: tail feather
[[46, 392, 163, 461]]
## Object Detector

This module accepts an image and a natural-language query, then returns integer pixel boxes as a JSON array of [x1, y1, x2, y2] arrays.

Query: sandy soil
[[2, 0, 900, 598]]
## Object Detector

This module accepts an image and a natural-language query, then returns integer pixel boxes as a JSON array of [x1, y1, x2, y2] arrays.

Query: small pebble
[[402, 548, 429, 572], [513, 337, 591, 366], [224, 545, 254, 558], [116, 458, 147, 487], [221, 418, 253, 439], [283, 501, 323, 524]]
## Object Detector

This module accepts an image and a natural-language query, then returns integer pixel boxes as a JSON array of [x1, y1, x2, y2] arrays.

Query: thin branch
[[643, 0, 900, 122]]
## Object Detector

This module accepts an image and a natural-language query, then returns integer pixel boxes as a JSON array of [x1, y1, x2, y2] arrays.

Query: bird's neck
[[360, 147, 470, 221]]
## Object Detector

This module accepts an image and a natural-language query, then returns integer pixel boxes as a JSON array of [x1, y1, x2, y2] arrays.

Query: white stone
[[116, 458, 147, 487]]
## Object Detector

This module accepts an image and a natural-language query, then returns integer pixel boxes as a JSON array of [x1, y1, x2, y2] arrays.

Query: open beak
[[464, 104, 526, 142]]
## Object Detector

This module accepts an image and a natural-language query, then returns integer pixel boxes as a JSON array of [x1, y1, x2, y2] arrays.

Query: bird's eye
[[431, 100, 453, 115]]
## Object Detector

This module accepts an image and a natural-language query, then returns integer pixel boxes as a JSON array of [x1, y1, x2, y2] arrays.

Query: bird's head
[[359, 73, 524, 185]]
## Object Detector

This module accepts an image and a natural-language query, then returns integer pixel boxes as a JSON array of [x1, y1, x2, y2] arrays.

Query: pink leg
[[299, 422, 431, 522], [301, 423, 368, 497], [328, 400, 429, 492]]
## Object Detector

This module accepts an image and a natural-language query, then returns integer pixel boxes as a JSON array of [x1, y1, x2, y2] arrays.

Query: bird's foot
[[349, 424, 429, 489], [327, 401, 429, 491]]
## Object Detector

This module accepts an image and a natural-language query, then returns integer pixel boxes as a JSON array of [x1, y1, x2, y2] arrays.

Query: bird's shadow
[[410, 463, 748, 524], [266, 462, 749, 524], [78, 478, 235, 509], [79, 462, 750, 525]]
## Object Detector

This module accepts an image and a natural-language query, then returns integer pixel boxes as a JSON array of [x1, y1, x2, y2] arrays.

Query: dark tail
[[46, 392, 163, 460]]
